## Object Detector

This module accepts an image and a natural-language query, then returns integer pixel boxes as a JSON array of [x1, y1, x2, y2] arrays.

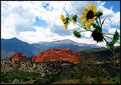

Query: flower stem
[[103, 37, 119, 68], [96, 18, 101, 28], [110, 47, 119, 68], [103, 33, 114, 35], [76, 22, 93, 32], [103, 37, 108, 43], [78, 30, 88, 32], [99, 17, 102, 28]]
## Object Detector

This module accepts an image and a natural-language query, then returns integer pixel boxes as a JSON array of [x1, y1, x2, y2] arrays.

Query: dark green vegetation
[[81, 46, 120, 61], [1, 71, 71, 84], [1, 46, 120, 84], [1, 71, 41, 84], [73, 58, 120, 84]]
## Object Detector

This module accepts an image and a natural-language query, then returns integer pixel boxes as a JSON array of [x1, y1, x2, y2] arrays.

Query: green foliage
[[107, 30, 119, 49], [110, 30, 119, 45], [92, 23, 101, 31], [74, 58, 103, 80]]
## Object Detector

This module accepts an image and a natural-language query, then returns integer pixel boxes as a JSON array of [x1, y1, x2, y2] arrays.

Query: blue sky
[[104, 1, 120, 12], [33, 16, 48, 27], [1, 1, 120, 47]]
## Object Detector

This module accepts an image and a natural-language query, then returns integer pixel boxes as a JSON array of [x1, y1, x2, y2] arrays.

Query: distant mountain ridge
[[1, 37, 100, 58], [32, 39, 99, 53], [1, 38, 36, 57]]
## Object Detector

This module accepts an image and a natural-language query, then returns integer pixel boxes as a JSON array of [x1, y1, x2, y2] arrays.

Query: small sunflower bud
[[73, 30, 81, 38], [95, 11, 103, 17]]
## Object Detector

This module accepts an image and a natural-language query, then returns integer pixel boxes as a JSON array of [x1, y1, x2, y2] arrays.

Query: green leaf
[[111, 30, 119, 44], [92, 23, 101, 32], [106, 30, 119, 49]]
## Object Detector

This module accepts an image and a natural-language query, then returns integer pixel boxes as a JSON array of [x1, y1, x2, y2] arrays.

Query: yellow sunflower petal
[[92, 4, 96, 14], [92, 16, 97, 20], [60, 14, 64, 20], [80, 13, 86, 20], [86, 22, 92, 28], [81, 20, 87, 26], [88, 4, 97, 14], [86, 18, 95, 28], [64, 24, 68, 30], [60, 14, 68, 30], [82, 7, 89, 12], [88, 4, 94, 10], [69, 16, 76, 25], [88, 18, 95, 22], [60, 14, 67, 22]]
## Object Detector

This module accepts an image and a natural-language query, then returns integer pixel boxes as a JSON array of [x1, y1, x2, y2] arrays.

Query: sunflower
[[69, 15, 77, 25], [80, 4, 97, 28], [60, 14, 68, 30]]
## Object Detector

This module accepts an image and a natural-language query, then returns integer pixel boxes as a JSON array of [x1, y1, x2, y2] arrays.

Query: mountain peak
[[11, 37, 18, 39], [53, 39, 76, 44], [10, 37, 21, 41], [2, 37, 22, 42]]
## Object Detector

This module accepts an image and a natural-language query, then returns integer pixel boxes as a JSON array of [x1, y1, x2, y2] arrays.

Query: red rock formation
[[32, 48, 80, 64], [8, 52, 28, 61], [74, 50, 80, 58]]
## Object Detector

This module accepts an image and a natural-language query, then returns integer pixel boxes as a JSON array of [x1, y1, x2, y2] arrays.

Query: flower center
[[86, 10, 94, 20]]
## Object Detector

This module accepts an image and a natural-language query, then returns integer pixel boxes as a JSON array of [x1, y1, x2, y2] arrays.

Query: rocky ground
[[1, 60, 76, 77]]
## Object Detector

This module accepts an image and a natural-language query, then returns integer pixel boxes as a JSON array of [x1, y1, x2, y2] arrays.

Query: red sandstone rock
[[74, 50, 80, 58], [8, 52, 28, 61], [32, 48, 80, 64]]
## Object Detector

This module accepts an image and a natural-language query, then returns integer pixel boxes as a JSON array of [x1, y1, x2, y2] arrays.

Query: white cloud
[[108, 28, 120, 34], [102, 18, 111, 29], [97, 1, 114, 17], [18, 26, 55, 43], [81, 31, 92, 38], [1, 1, 36, 36], [110, 12, 120, 26], [68, 22, 80, 30]]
